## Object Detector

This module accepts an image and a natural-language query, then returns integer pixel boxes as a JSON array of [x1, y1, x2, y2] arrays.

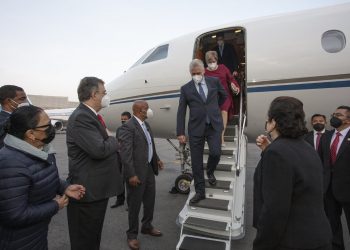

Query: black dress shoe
[[207, 173, 217, 185], [110, 199, 124, 208], [189, 193, 205, 204]]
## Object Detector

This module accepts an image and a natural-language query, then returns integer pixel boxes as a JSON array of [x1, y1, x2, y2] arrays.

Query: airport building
[[28, 95, 78, 109]]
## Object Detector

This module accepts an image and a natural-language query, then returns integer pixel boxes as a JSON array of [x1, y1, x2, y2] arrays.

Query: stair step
[[224, 136, 235, 142], [205, 180, 231, 190], [178, 235, 227, 250], [184, 217, 229, 231], [189, 198, 229, 211], [203, 163, 232, 172], [204, 148, 235, 156]]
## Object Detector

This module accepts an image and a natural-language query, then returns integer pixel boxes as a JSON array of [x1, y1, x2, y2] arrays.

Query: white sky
[[1, 0, 349, 101]]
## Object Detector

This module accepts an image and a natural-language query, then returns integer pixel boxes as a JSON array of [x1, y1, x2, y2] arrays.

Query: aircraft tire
[[175, 174, 192, 194]]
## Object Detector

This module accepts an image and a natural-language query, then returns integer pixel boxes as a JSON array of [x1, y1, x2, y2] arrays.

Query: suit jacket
[[176, 76, 227, 137], [0, 110, 10, 148], [214, 43, 238, 73], [318, 128, 350, 202], [66, 103, 123, 202], [304, 130, 329, 149], [253, 137, 332, 249], [118, 116, 159, 181]]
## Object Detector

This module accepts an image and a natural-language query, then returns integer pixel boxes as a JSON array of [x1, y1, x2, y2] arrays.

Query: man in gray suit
[[66, 77, 123, 250], [177, 59, 227, 204], [119, 100, 164, 250]]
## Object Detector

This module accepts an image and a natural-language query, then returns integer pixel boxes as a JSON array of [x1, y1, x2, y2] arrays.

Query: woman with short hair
[[253, 96, 332, 250], [0, 105, 85, 250]]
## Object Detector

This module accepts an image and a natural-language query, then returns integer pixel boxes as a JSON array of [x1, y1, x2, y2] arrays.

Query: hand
[[256, 134, 271, 151], [231, 83, 240, 95], [177, 135, 186, 144], [65, 184, 86, 200], [129, 176, 141, 187], [54, 194, 69, 209], [158, 160, 164, 170]]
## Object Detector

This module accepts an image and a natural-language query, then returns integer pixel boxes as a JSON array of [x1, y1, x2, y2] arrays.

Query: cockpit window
[[130, 49, 153, 68], [142, 44, 169, 64]]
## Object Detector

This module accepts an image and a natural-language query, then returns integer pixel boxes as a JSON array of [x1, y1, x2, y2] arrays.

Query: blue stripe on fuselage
[[110, 80, 350, 105]]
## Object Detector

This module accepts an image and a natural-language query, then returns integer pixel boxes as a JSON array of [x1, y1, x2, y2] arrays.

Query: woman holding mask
[[204, 50, 240, 147], [253, 96, 332, 250], [0, 105, 85, 250]]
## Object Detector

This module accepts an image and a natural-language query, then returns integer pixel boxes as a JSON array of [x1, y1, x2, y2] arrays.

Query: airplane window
[[321, 30, 346, 53], [142, 44, 169, 64]]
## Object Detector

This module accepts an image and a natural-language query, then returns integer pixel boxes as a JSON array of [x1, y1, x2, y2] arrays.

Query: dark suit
[[253, 137, 332, 250], [66, 103, 123, 250], [318, 128, 350, 250], [214, 43, 239, 73], [304, 130, 328, 150], [0, 110, 10, 148], [119, 116, 160, 239], [177, 76, 227, 195]]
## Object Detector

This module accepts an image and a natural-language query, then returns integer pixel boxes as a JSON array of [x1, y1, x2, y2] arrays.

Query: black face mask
[[330, 116, 343, 129], [313, 123, 325, 132], [41, 124, 56, 144], [121, 120, 126, 124]]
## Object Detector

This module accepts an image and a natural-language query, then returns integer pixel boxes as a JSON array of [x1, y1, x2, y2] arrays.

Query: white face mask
[[208, 62, 217, 70], [147, 108, 154, 118], [217, 40, 224, 46], [192, 75, 203, 84], [17, 102, 30, 108], [101, 95, 110, 108]]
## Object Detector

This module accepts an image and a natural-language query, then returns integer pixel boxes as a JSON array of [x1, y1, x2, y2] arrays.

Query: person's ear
[[271, 119, 277, 131], [25, 129, 36, 141]]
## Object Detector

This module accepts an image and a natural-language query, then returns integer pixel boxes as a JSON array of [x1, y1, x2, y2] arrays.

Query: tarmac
[[48, 133, 349, 250]]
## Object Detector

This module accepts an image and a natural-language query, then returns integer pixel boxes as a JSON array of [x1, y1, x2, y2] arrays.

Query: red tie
[[97, 114, 106, 128], [330, 132, 341, 165], [315, 132, 322, 150]]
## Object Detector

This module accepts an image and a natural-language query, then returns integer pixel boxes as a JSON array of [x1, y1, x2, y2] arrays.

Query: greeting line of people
[[1, 59, 350, 250]]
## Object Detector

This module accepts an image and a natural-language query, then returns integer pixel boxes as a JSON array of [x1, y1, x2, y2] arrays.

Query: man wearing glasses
[[318, 106, 350, 250]]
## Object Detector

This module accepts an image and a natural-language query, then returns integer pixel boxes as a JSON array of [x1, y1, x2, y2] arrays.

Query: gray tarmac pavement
[[48, 133, 349, 250]]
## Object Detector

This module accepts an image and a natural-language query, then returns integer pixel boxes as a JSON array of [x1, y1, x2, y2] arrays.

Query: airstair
[[176, 114, 247, 250]]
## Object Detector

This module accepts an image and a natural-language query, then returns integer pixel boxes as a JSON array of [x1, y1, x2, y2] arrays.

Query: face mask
[[147, 108, 154, 119], [41, 124, 56, 144], [17, 102, 30, 108], [208, 62, 217, 70], [121, 120, 126, 124], [101, 95, 110, 108], [330, 116, 343, 128], [217, 40, 224, 46], [192, 75, 203, 84], [313, 123, 325, 131]]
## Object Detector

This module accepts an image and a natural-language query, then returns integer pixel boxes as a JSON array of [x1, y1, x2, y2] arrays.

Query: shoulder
[[205, 76, 219, 84]]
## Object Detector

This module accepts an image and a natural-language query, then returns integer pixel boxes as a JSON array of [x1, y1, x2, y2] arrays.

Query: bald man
[[118, 100, 164, 250]]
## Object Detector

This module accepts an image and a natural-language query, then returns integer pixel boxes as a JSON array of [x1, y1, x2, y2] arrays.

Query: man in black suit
[[214, 32, 239, 75], [66, 77, 123, 250], [319, 106, 350, 250], [111, 111, 131, 209], [304, 113, 328, 150], [119, 100, 164, 250], [177, 59, 227, 204], [0, 85, 28, 148]]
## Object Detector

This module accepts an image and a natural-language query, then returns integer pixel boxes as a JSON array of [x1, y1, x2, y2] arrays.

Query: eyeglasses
[[32, 122, 51, 130]]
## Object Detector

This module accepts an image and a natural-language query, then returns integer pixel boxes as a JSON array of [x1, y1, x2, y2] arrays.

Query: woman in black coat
[[253, 96, 332, 250], [0, 106, 85, 250]]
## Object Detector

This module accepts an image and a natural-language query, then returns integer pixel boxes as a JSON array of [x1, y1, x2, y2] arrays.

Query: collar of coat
[[4, 134, 56, 161]]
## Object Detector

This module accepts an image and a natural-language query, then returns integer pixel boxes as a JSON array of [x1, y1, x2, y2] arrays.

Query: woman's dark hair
[[268, 96, 307, 138], [4, 105, 43, 139]]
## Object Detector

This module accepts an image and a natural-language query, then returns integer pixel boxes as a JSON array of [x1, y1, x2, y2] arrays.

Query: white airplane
[[46, 108, 76, 131], [100, 3, 350, 249]]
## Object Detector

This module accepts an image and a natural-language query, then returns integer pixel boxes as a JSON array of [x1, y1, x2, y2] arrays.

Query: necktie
[[330, 132, 341, 165], [142, 123, 153, 163], [219, 45, 223, 56], [198, 83, 206, 102], [315, 132, 322, 150], [97, 114, 106, 128], [198, 83, 210, 124]]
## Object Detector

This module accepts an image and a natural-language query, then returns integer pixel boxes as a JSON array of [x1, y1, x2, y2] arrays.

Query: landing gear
[[166, 139, 192, 195], [175, 174, 193, 194]]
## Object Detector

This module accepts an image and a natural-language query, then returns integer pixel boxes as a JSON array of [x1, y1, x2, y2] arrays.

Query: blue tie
[[198, 83, 206, 102], [141, 123, 153, 163], [198, 83, 210, 124]]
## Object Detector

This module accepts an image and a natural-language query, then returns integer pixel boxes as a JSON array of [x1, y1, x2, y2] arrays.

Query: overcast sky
[[1, 0, 348, 101]]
